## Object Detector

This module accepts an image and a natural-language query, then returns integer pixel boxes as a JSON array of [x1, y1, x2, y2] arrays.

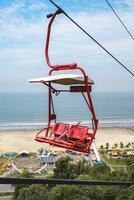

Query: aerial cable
[[104, 0, 134, 41], [49, 0, 134, 77]]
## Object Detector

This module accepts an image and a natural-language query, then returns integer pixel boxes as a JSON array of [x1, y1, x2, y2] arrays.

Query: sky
[[0, 0, 134, 92]]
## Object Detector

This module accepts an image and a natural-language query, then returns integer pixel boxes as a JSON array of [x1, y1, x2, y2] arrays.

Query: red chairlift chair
[[29, 9, 98, 153]]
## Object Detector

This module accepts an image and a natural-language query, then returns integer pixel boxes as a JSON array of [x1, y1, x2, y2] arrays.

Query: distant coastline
[[0, 119, 134, 131], [0, 92, 134, 131]]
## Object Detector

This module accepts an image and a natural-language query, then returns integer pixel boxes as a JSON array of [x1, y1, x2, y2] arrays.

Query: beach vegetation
[[113, 143, 118, 149], [100, 145, 104, 149], [0, 157, 9, 175], [48, 185, 91, 200], [12, 180, 134, 200], [131, 142, 134, 148], [128, 164, 134, 181], [105, 142, 110, 150], [53, 156, 76, 179], [15, 185, 48, 200], [120, 142, 124, 149], [73, 159, 88, 175], [0, 192, 14, 197], [12, 155, 134, 200], [12, 172, 34, 200], [126, 142, 131, 148]]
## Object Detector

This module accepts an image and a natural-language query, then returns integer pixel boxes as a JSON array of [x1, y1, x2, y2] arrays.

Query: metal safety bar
[[0, 177, 134, 186]]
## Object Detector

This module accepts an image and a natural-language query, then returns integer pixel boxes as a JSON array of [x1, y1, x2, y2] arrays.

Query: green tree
[[74, 159, 88, 175], [128, 186, 134, 200], [126, 142, 131, 148], [131, 142, 134, 148], [100, 145, 104, 149], [105, 142, 110, 150], [102, 187, 118, 200], [111, 170, 127, 181], [128, 164, 134, 181], [129, 193, 134, 200], [48, 185, 91, 200], [53, 156, 75, 179], [16, 185, 48, 200], [113, 143, 118, 149], [120, 142, 124, 149], [115, 188, 129, 200], [87, 163, 111, 180], [12, 172, 33, 200]]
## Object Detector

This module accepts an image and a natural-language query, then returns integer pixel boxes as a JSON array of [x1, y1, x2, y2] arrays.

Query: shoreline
[[0, 127, 134, 153], [0, 126, 134, 132], [0, 120, 134, 131]]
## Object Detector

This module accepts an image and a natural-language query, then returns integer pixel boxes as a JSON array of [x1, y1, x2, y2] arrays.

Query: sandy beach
[[0, 128, 134, 153]]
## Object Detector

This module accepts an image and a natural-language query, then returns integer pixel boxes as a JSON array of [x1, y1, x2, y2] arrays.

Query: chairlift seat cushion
[[67, 126, 88, 141], [52, 123, 69, 137]]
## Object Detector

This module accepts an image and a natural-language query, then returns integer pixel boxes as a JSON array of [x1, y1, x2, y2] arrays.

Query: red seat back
[[52, 123, 69, 136], [67, 125, 88, 141]]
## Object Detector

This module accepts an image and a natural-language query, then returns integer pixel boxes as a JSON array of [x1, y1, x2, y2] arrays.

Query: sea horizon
[[1, 92, 134, 131]]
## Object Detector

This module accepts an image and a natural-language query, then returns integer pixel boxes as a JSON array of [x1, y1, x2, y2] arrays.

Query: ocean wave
[[0, 119, 134, 130]]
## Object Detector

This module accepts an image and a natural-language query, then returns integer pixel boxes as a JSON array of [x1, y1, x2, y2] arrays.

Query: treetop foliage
[[12, 156, 134, 200]]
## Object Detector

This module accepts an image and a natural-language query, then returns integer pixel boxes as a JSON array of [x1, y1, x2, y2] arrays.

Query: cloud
[[0, 1, 24, 17], [121, 0, 134, 7], [28, 2, 48, 11], [0, 1, 47, 44]]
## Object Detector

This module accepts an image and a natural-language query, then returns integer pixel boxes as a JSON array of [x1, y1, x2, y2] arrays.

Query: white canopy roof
[[19, 150, 29, 155], [28, 74, 94, 85]]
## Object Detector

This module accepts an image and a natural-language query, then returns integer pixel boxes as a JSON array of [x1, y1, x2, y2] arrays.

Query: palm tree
[[128, 142, 131, 148], [113, 143, 118, 149], [120, 142, 124, 149], [100, 145, 104, 150], [126, 142, 131, 148], [131, 142, 134, 148], [105, 142, 110, 150]]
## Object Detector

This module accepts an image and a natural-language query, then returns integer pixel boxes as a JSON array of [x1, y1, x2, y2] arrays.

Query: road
[[0, 196, 12, 200], [0, 184, 13, 200], [0, 185, 14, 193]]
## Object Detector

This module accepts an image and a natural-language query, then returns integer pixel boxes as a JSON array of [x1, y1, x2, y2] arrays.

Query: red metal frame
[[35, 10, 98, 153]]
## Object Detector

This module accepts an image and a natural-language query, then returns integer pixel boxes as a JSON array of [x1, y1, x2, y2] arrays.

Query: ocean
[[0, 92, 134, 130]]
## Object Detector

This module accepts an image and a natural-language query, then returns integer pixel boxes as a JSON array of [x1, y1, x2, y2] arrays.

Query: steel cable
[[49, 0, 134, 77], [104, 0, 134, 40]]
